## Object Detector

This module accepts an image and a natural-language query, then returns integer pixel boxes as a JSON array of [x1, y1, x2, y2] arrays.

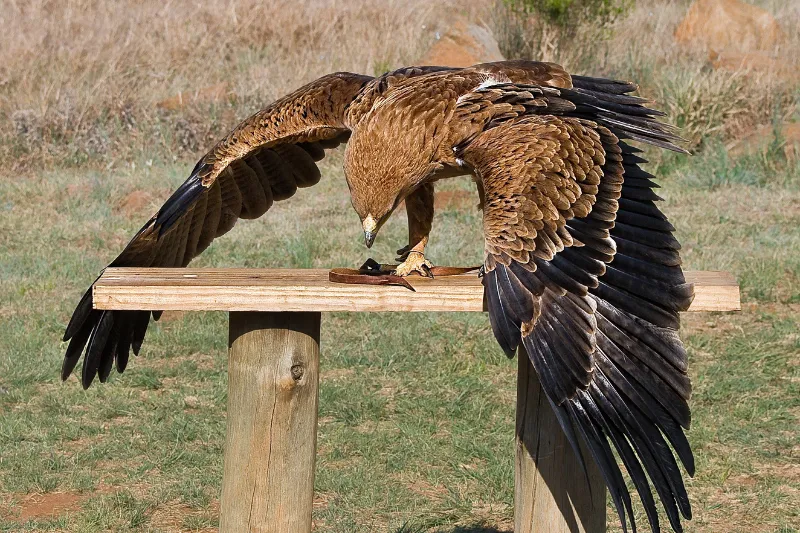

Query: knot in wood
[[290, 364, 305, 381]]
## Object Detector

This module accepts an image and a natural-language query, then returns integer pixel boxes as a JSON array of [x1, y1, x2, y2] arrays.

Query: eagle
[[62, 60, 694, 533]]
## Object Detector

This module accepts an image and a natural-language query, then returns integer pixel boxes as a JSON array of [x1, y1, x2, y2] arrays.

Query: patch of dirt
[[683, 302, 800, 338], [352, 419, 400, 435], [313, 491, 334, 511], [682, 311, 746, 336], [754, 461, 800, 482], [470, 501, 513, 531], [727, 121, 800, 159], [6, 492, 88, 521], [699, 485, 782, 533], [66, 183, 91, 197], [320, 367, 355, 382], [157, 310, 186, 323], [394, 472, 448, 502], [116, 190, 154, 217], [458, 457, 487, 472], [727, 473, 758, 487], [149, 499, 218, 533], [434, 190, 477, 211]]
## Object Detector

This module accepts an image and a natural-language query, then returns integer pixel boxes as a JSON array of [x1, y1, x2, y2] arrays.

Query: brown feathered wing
[[459, 77, 694, 533], [62, 72, 373, 388]]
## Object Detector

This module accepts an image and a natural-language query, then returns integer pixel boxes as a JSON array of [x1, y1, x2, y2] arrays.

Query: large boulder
[[419, 20, 504, 67], [675, 0, 785, 53]]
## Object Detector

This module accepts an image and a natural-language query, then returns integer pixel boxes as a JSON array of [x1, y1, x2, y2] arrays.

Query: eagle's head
[[343, 112, 437, 248]]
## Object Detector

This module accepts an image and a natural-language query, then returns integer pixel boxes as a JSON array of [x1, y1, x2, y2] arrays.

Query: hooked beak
[[364, 231, 376, 248], [363, 215, 377, 249]]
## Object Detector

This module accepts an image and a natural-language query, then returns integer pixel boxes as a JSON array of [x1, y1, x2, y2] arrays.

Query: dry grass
[[1, 0, 487, 169], [3, 0, 798, 167], [492, 0, 800, 149]]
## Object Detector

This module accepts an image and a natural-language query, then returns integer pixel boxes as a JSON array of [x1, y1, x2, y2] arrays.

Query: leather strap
[[329, 258, 479, 292]]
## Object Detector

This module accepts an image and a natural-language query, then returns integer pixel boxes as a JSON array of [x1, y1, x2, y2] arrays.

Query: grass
[[1, 141, 799, 532], [0, 0, 799, 531]]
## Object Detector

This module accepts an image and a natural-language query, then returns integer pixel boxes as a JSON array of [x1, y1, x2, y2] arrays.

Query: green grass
[[0, 143, 798, 532]]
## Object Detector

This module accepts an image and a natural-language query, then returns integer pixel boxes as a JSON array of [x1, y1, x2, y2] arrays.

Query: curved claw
[[393, 251, 435, 278]]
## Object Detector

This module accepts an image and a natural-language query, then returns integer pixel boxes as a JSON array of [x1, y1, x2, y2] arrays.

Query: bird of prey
[[63, 60, 694, 533]]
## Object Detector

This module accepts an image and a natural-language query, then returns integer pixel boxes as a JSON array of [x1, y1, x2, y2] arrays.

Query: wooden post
[[515, 348, 606, 533], [220, 311, 321, 533]]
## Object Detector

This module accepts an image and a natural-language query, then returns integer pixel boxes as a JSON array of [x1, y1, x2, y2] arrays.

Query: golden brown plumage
[[63, 60, 693, 533]]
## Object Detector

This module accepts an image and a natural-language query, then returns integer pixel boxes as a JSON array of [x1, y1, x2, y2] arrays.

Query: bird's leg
[[394, 183, 435, 277]]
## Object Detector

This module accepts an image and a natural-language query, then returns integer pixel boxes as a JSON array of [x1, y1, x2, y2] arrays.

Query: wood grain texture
[[220, 312, 321, 533], [515, 348, 606, 533], [93, 268, 740, 312]]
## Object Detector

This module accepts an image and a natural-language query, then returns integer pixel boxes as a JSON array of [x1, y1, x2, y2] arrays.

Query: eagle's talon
[[392, 251, 434, 277]]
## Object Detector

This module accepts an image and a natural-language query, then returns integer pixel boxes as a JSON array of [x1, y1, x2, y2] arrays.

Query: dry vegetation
[[1, 0, 485, 169], [0, 0, 798, 532], [2, 0, 797, 166], [493, 0, 800, 149]]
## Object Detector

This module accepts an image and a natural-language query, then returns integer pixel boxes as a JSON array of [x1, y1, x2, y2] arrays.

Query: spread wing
[[62, 72, 372, 388], [459, 78, 694, 533]]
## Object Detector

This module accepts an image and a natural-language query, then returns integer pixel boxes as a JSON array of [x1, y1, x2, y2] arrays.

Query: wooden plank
[[220, 312, 320, 533], [93, 267, 741, 312], [515, 350, 605, 533]]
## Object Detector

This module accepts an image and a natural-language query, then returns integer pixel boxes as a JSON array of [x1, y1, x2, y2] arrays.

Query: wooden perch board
[[94, 268, 740, 312]]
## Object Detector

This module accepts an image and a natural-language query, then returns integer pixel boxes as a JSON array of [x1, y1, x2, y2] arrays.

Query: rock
[[117, 190, 154, 216], [157, 82, 232, 111], [420, 20, 504, 67], [675, 0, 785, 53], [727, 121, 800, 161]]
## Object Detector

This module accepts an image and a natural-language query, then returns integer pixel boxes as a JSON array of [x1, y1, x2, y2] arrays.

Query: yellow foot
[[393, 251, 434, 277]]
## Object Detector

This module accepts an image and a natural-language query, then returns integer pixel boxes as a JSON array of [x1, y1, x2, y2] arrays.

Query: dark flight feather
[[467, 72, 694, 533]]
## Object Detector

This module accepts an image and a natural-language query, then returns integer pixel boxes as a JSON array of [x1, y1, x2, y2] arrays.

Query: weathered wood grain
[[515, 349, 606, 533], [220, 312, 321, 533], [93, 268, 740, 312]]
